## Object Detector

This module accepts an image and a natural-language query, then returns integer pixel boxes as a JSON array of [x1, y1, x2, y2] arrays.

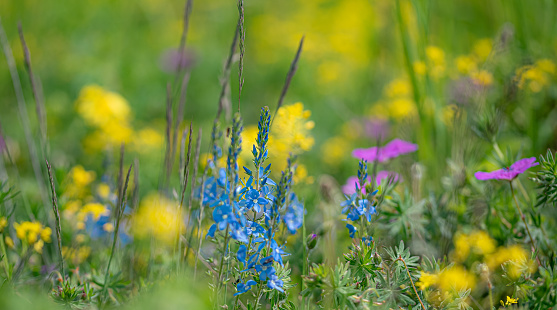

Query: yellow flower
[[426, 46, 446, 79], [63, 200, 81, 219], [41, 227, 52, 243], [78, 203, 109, 221], [103, 223, 114, 233], [455, 55, 478, 75], [413, 61, 427, 76], [14, 221, 51, 245], [385, 78, 411, 98], [469, 231, 496, 255], [500, 296, 518, 307], [536, 59, 556, 74], [133, 193, 182, 244], [273, 102, 314, 154], [76, 85, 131, 128], [62, 246, 91, 265], [75, 234, 86, 243], [65, 166, 96, 198], [516, 62, 552, 93], [473, 38, 493, 61], [294, 164, 314, 184], [470, 70, 493, 86], [388, 98, 416, 120], [417, 271, 437, 291], [322, 136, 350, 165], [34, 239, 45, 254], [133, 127, 164, 152], [437, 266, 475, 293], [76, 221, 85, 230], [5, 236, 14, 248], [453, 232, 470, 262], [97, 183, 111, 199], [0, 216, 7, 233]]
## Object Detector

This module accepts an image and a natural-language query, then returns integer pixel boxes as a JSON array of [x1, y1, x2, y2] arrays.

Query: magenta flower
[[352, 138, 418, 162], [342, 171, 400, 195], [474, 157, 539, 181]]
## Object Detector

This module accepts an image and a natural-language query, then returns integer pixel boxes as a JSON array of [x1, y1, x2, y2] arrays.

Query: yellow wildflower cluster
[[418, 266, 475, 294], [452, 39, 494, 86], [369, 78, 417, 120], [64, 165, 96, 198], [453, 230, 496, 261], [251, 0, 374, 89], [133, 193, 182, 244], [500, 296, 519, 307], [14, 221, 52, 253], [272, 102, 315, 154], [240, 103, 314, 183], [62, 246, 91, 265], [76, 85, 163, 153], [515, 59, 556, 92]]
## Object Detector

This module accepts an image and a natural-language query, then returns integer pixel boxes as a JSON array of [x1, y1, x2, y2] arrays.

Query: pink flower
[[352, 139, 418, 162], [342, 171, 400, 195], [474, 157, 538, 181]]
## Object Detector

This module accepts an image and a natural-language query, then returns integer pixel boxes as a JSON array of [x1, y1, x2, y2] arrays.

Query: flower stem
[[509, 181, 538, 256], [215, 225, 230, 308], [0, 233, 11, 280], [396, 256, 425, 310]]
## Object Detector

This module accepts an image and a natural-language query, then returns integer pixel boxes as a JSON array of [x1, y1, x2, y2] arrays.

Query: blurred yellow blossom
[[453, 230, 496, 261], [322, 136, 350, 165], [62, 246, 91, 265], [485, 244, 534, 278], [413, 61, 427, 76], [385, 79, 411, 98], [133, 127, 164, 151], [273, 102, 315, 154], [473, 38, 492, 61], [417, 271, 438, 291], [516, 64, 552, 93], [536, 59, 556, 74], [34, 239, 45, 254], [65, 165, 96, 198], [437, 266, 475, 293], [133, 193, 182, 244], [0, 216, 7, 233], [389, 98, 416, 120], [76, 85, 131, 127], [455, 55, 478, 75], [96, 183, 111, 199], [5, 236, 14, 248], [78, 203, 109, 221], [470, 70, 493, 86], [103, 223, 114, 232], [14, 221, 52, 250], [426, 46, 446, 79]]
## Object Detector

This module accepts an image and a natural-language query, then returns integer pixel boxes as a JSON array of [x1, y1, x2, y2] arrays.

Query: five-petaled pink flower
[[474, 157, 538, 181], [352, 139, 418, 162], [342, 171, 400, 195]]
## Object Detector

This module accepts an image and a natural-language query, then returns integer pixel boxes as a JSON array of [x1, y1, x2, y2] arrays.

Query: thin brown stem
[[396, 256, 426, 310]]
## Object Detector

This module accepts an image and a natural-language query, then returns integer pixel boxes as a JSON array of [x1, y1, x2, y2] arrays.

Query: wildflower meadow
[[2, 0, 557, 309]]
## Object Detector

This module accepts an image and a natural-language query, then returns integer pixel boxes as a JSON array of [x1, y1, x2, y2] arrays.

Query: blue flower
[[206, 224, 217, 239], [266, 274, 284, 293], [346, 223, 357, 238], [242, 188, 269, 213], [362, 236, 373, 245], [283, 194, 305, 234], [359, 199, 376, 222], [270, 239, 289, 265], [234, 280, 257, 296], [237, 245, 247, 264], [255, 256, 276, 282]]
